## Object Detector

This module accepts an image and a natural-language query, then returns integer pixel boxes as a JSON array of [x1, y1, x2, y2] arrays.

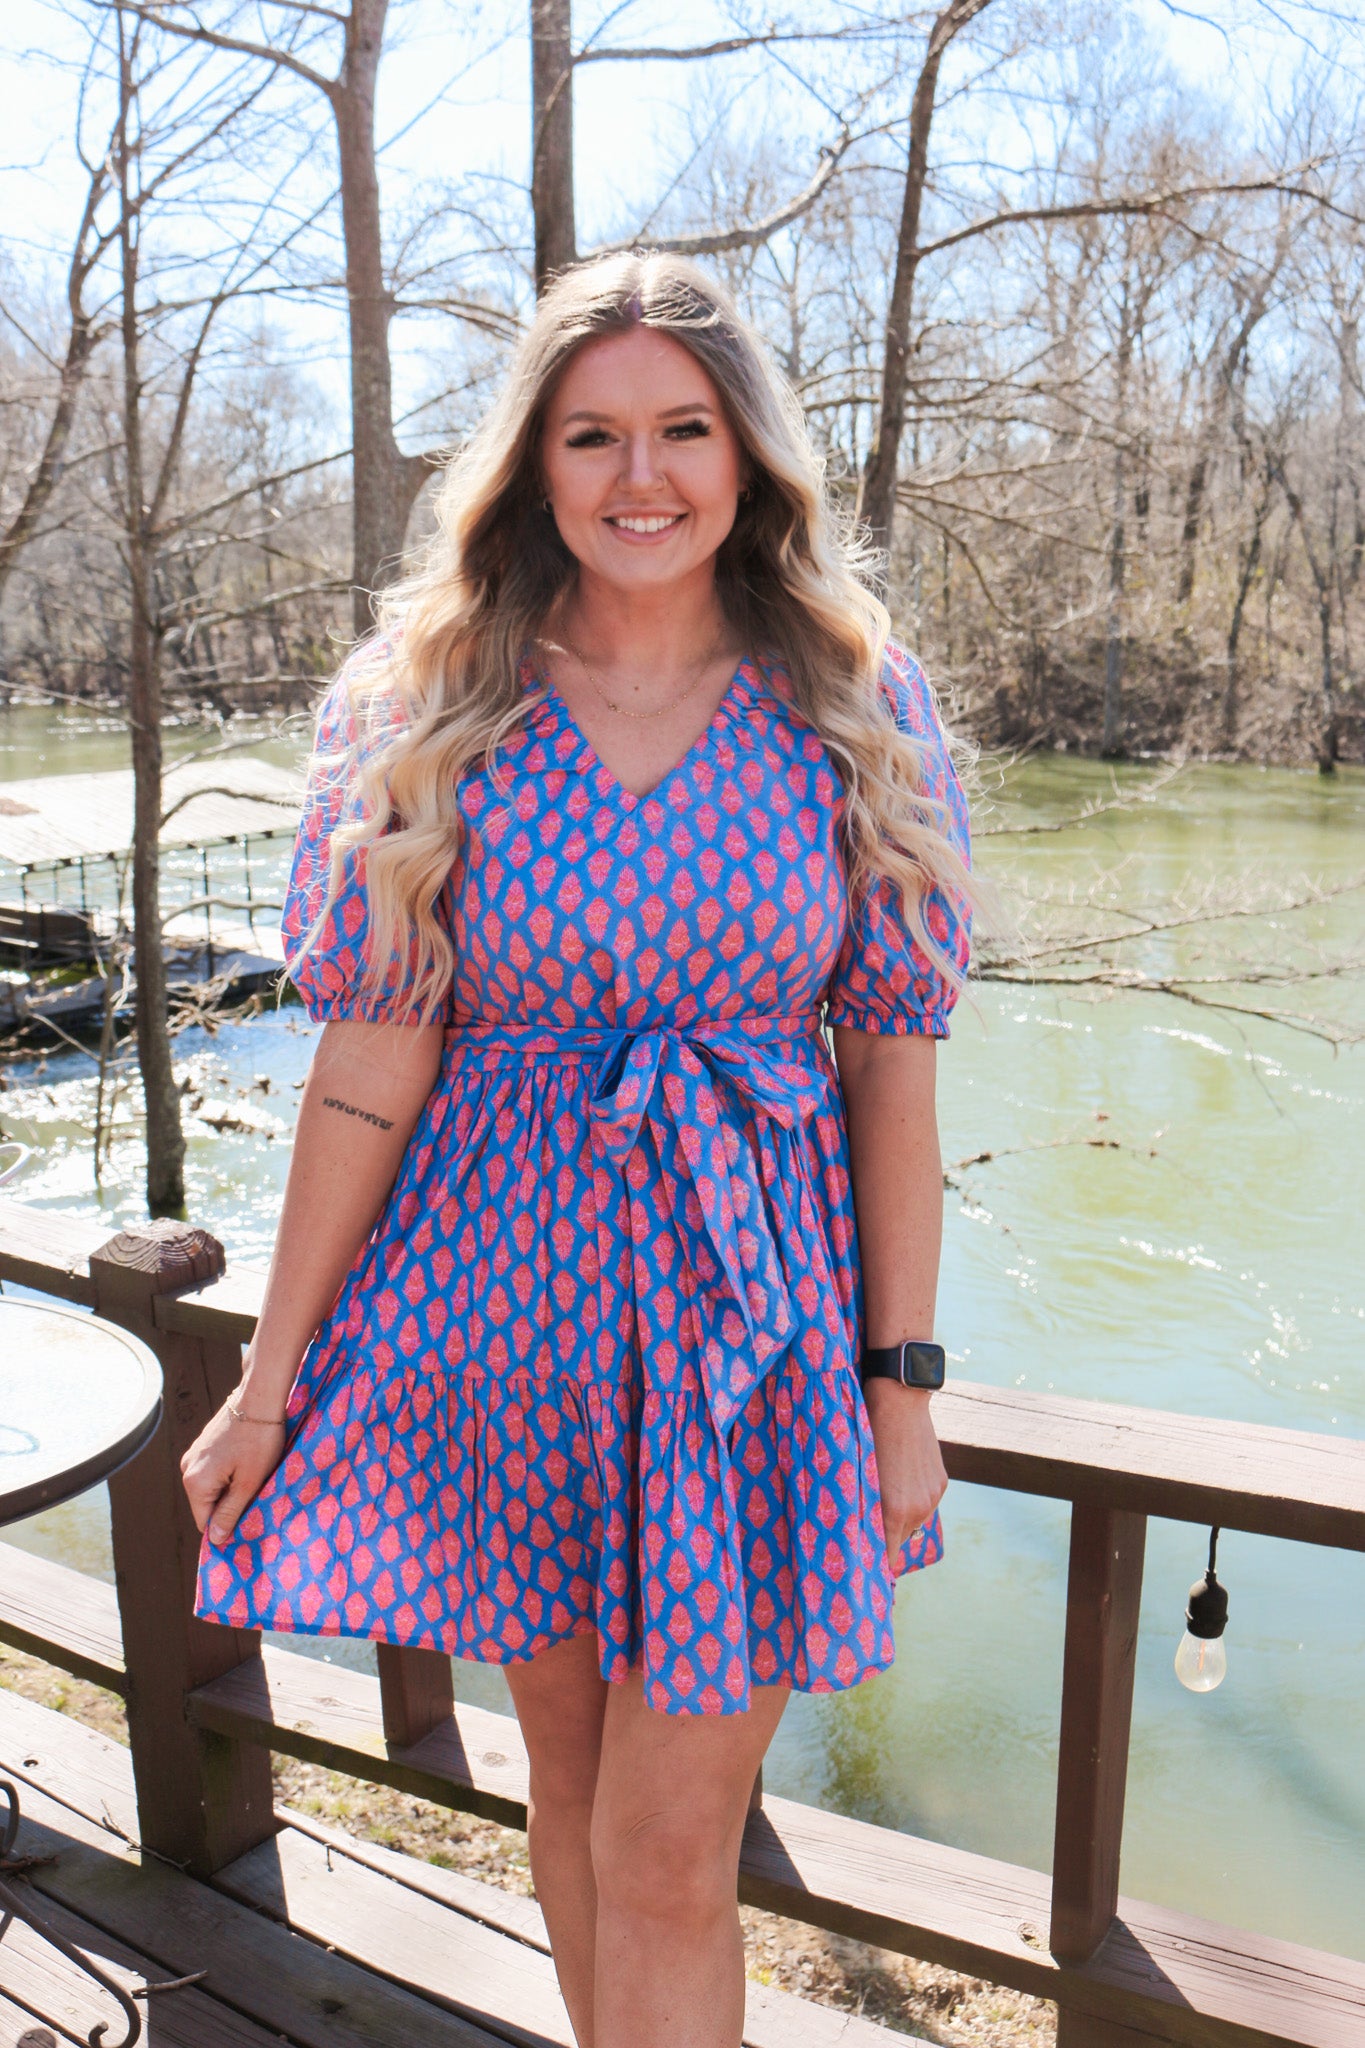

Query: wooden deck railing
[[2, 1195, 1363, 2048]]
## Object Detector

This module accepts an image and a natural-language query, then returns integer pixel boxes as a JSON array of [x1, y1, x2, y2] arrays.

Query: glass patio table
[[0, 1294, 165, 2046]]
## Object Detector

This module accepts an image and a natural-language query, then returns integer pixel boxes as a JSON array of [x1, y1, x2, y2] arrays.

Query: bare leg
[[504, 1631, 607, 2047], [590, 1672, 790, 2048]]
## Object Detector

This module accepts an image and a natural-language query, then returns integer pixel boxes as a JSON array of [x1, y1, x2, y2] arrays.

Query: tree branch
[[125, 4, 335, 98], [591, 128, 852, 259]]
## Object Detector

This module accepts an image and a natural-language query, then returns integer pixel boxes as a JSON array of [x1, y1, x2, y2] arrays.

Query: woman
[[182, 252, 971, 2048]]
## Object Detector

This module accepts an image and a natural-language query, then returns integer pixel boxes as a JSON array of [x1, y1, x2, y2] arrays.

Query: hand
[[862, 1379, 948, 1570], [181, 1399, 287, 1547]]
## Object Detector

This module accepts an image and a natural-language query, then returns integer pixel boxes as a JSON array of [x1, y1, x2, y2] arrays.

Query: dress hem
[[198, 1599, 901, 1708]]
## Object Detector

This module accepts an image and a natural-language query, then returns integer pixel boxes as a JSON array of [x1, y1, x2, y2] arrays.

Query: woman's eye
[[566, 428, 611, 448], [665, 419, 710, 440]]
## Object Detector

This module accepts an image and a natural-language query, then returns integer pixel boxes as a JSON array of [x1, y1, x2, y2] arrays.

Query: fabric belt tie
[[445, 1014, 831, 1428]]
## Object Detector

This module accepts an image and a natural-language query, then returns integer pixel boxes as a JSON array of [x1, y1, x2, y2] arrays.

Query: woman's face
[[539, 327, 745, 598]]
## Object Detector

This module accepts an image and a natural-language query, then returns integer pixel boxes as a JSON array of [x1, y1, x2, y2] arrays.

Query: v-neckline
[[527, 652, 755, 809]]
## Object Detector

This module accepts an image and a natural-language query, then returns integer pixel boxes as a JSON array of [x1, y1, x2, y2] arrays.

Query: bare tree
[[133, 0, 431, 634], [0, 137, 117, 608], [857, 0, 994, 564]]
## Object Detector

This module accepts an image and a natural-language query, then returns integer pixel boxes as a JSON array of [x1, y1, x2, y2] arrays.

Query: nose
[[620, 430, 665, 492]]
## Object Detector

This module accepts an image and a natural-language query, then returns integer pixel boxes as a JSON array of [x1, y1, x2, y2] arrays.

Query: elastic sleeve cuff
[[823, 998, 952, 1039]]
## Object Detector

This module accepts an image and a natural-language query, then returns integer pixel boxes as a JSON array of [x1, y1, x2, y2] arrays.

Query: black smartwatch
[[860, 1339, 946, 1390]]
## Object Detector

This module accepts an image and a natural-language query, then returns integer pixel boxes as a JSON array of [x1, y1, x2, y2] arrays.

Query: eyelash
[[564, 420, 711, 449]]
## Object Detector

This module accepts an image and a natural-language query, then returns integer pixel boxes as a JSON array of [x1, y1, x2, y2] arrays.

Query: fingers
[[181, 1456, 219, 1536], [207, 1477, 258, 1548], [179, 1413, 285, 1544], [880, 1475, 948, 1567]]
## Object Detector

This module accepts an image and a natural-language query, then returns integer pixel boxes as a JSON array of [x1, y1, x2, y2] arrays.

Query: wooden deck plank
[[0, 1690, 502, 2048], [0, 1886, 289, 2047], [0, 1684, 912, 2048], [938, 1383, 1365, 1550], [0, 1546, 126, 1695], [281, 1805, 920, 2048], [187, 1647, 1365, 2048], [0, 1201, 102, 1307], [216, 1824, 572, 2048]]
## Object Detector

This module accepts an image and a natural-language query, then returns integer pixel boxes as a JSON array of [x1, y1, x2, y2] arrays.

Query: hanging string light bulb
[[1174, 1525, 1229, 1692]]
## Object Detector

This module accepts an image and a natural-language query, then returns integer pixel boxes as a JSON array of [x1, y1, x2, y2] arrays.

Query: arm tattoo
[[321, 1095, 395, 1132]]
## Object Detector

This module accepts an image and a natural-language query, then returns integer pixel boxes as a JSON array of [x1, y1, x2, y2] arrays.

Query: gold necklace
[[566, 637, 725, 722]]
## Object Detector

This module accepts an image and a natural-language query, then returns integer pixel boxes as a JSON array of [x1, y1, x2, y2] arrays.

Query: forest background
[[5, 0, 1365, 774]]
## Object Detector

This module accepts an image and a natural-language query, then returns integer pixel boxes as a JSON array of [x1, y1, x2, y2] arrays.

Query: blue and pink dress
[[196, 640, 971, 1715]]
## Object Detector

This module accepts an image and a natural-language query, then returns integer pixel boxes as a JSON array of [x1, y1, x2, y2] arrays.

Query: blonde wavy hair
[[316, 251, 973, 1022]]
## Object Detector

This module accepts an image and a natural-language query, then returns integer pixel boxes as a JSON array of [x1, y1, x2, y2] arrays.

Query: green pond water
[[2, 703, 1363, 1962]]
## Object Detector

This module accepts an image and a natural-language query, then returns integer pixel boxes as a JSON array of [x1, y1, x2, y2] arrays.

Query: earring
[[542, 496, 553, 512], [739, 484, 752, 501]]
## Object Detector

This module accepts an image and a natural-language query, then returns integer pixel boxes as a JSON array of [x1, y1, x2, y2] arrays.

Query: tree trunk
[[335, 0, 428, 634], [1176, 450, 1207, 605], [1223, 503, 1265, 753], [0, 308, 98, 610], [857, 0, 992, 570], [118, 28, 185, 1217], [1314, 593, 1338, 774], [1101, 441, 1126, 759], [531, 0, 576, 291]]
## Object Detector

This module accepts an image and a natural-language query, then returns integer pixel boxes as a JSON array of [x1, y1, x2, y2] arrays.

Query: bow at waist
[[444, 1014, 833, 1426]]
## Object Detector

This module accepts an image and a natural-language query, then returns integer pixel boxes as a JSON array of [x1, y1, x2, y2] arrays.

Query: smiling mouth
[[606, 513, 686, 535]]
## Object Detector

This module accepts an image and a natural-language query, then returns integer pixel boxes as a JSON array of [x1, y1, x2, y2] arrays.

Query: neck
[[556, 566, 732, 669]]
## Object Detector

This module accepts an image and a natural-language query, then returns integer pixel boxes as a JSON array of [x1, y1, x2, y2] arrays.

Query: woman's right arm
[[181, 1016, 444, 1546]]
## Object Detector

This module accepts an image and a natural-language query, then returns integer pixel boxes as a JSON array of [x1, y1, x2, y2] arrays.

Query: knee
[[527, 1759, 597, 1841], [590, 1805, 735, 1929]]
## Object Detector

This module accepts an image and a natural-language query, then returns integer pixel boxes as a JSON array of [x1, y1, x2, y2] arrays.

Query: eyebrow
[[560, 402, 717, 424]]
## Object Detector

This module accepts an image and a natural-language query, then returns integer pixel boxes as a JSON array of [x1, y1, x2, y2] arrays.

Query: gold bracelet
[[227, 1392, 286, 1427]]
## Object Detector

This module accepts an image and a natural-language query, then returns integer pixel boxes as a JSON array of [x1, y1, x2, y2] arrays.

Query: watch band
[[860, 1339, 946, 1390]]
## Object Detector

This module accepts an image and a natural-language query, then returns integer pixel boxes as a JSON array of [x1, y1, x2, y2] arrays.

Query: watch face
[[904, 1342, 946, 1388]]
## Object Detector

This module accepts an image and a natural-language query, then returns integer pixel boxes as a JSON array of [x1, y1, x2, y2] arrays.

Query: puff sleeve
[[823, 643, 972, 1037], [279, 666, 448, 1025]]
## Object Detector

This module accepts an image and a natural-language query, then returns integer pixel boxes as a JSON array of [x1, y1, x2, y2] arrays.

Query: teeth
[[611, 514, 681, 533]]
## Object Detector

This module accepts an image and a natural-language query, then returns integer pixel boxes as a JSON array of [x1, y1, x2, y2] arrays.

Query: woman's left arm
[[831, 1027, 948, 1566]]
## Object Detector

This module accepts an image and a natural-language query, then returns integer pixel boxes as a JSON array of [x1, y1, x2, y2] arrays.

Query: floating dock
[[0, 756, 299, 1034]]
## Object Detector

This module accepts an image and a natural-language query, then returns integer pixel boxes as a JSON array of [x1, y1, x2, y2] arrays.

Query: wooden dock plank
[[153, 1262, 269, 1342], [0, 1544, 126, 1694], [0, 1886, 289, 2047], [0, 1690, 502, 2048], [0, 760, 299, 868]]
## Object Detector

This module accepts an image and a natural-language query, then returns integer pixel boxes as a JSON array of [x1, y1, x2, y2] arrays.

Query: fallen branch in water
[[976, 759, 1186, 837], [976, 866, 1365, 1043]]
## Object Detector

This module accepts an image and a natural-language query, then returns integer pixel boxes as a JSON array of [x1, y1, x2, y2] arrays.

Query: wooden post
[[91, 1219, 276, 1876], [377, 1643, 454, 1749], [1049, 1502, 1147, 1966]]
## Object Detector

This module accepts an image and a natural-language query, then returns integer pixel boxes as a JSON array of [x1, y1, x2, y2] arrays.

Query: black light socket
[[1185, 1568, 1229, 1641]]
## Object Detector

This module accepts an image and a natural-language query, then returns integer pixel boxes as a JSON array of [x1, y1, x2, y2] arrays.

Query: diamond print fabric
[[195, 641, 971, 1714]]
